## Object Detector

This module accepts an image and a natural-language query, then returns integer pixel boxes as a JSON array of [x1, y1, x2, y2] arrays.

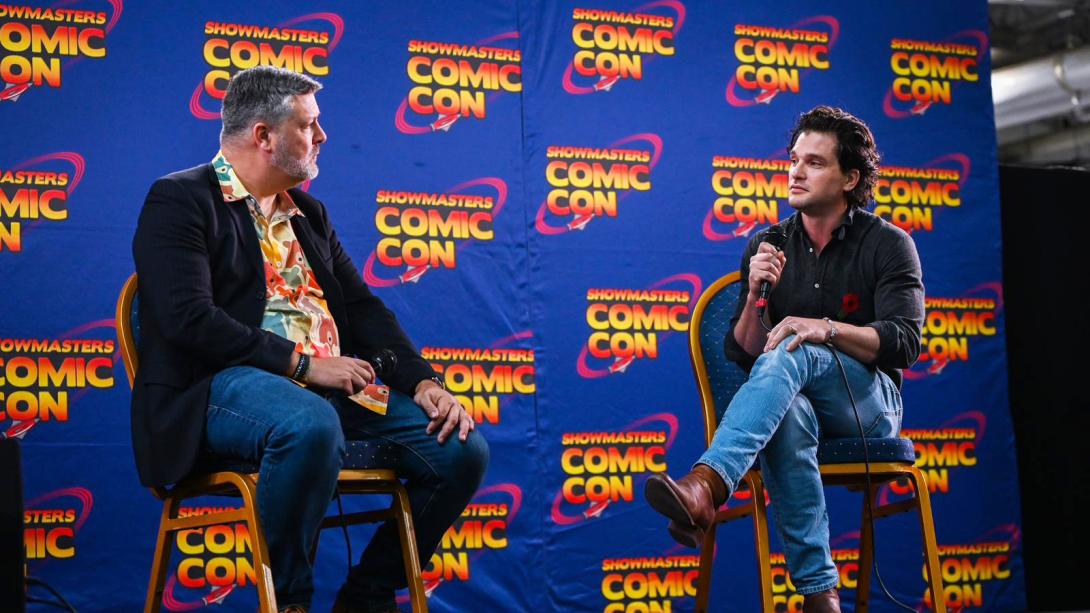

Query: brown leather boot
[[644, 464, 727, 548], [803, 588, 841, 613]]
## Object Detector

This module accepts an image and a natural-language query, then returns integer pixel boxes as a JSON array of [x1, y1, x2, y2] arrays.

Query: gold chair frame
[[117, 273, 428, 613]]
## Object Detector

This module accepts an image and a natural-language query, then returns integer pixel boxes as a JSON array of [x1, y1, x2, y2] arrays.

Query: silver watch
[[822, 317, 838, 342]]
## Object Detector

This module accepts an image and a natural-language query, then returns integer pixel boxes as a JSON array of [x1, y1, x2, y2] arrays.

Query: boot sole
[[644, 475, 707, 548], [667, 520, 704, 549], [644, 475, 695, 526]]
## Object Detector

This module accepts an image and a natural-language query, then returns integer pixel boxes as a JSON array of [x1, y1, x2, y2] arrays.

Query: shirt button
[[809, 247, 814, 253], [814, 283, 821, 289]]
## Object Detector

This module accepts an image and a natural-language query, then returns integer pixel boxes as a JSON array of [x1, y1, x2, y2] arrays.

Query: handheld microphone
[[755, 225, 788, 319], [370, 349, 398, 378]]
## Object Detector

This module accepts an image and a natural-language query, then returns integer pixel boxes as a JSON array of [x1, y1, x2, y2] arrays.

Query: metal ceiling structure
[[990, 0, 1090, 167]]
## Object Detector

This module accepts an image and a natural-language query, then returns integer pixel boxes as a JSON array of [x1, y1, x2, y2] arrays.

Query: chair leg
[[856, 485, 875, 613], [907, 468, 946, 613], [694, 523, 718, 613], [747, 473, 775, 613], [144, 498, 179, 613], [391, 484, 428, 613], [236, 476, 277, 613]]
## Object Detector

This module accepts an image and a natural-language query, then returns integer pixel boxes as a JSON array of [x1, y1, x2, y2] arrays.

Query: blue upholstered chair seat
[[817, 436, 915, 464], [194, 439, 397, 476]]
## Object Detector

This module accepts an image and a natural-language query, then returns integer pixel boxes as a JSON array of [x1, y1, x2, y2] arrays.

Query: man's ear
[[251, 122, 273, 152], [843, 168, 860, 193]]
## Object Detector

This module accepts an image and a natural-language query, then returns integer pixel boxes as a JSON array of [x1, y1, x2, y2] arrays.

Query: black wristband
[[291, 353, 310, 382]]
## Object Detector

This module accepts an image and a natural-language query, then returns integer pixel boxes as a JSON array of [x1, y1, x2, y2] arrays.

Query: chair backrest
[[688, 272, 749, 447], [115, 273, 139, 389]]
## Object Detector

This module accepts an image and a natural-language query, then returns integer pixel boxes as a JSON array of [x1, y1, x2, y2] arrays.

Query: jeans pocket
[[865, 379, 903, 437]]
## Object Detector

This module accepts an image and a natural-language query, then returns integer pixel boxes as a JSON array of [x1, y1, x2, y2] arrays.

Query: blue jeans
[[204, 366, 489, 608], [696, 338, 902, 595]]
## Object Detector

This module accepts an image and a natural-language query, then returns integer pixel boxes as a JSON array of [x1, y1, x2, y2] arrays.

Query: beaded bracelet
[[291, 353, 310, 382]]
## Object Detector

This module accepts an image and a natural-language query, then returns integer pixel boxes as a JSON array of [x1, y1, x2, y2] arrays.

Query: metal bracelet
[[822, 317, 838, 343]]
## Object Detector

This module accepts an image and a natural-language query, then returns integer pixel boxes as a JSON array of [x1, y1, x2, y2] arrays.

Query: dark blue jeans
[[204, 366, 489, 608]]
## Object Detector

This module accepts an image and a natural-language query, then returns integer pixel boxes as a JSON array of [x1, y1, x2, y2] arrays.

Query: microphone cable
[[25, 576, 77, 612], [826, 345, 916, 613], [331, 349, 400, 581], [756, 308, 916, 611], [335, 491, 354, 580]]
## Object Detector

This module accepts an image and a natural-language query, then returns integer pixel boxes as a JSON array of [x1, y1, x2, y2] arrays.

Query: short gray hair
[[220, 66, 322, 143]]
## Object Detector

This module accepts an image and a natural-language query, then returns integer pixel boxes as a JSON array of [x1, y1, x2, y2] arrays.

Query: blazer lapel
[[206, 164, 263, 277]]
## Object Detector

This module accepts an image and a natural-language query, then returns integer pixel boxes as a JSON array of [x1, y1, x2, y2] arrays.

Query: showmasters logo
[[874, 154, 969, 233], [892, 411, 986, 497], [190, 13, 342, 119], [703, 156, 788, 241], [563, 1, 684, 94], [920, 525, 1020, 611], [414, 484, 521, 598], [884, 31, 986, 117], [552, 413, 677, 525], [0, 1, 120, 102], [163, 507, 263, 611], [421, 332, 534, 426], [600, 554, 699, 612], [1, 325, 116, 440], [395, 33, 521, 134], [578, 274, 700, 378], [535, 134, 662, 235], [24, 487, 93, 563], [1, 151, 85, 253], [363, 177, 506, 287], [906, 283, 1002, 379], [726, 16, 838, 107]]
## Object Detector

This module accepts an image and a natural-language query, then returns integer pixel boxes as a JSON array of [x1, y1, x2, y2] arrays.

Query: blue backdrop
[[1, 0, 1023, 611]]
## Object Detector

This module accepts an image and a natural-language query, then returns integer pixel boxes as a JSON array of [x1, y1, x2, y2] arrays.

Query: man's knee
[[436, 430, 490, 495], [278, 399, 345, 469], [773, 395, 819, 446], [753, 335, 816, 372]]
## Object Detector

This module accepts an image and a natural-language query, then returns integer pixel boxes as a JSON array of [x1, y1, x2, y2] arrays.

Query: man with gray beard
[[131, 66, 488, 612]]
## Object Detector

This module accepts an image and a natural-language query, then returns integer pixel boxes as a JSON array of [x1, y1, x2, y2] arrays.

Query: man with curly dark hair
[[645, 106, 924, 612]]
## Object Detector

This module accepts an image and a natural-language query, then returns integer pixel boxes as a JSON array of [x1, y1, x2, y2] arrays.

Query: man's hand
[[748, 241, 787, 296], [414, 379, 475, 444], [305, 356, 375, 394], [764, 316, 831, 352]]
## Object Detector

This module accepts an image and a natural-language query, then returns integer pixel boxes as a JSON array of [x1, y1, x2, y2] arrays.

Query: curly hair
[[787, 106, 881, 210]]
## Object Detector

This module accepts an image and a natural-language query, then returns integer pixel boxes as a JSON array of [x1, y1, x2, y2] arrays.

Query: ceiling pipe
[[992, 45, 1090, 129], [1000, 121, 1090, 164]]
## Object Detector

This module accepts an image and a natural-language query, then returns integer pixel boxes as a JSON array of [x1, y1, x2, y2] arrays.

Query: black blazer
[[131, 164, 436, 487]]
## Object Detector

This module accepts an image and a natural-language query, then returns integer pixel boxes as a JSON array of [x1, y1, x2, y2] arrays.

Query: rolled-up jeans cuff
[[692, 459, 735, 495], [795, 577, 839, 595]]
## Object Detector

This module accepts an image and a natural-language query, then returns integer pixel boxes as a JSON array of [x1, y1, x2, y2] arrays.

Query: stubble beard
[[272, 140, 319, 182]]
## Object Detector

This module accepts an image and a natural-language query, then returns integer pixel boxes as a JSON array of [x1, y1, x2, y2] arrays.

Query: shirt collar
[[834, 207, 856, 240], [782, 207, 855, 242], [211, 150, 304, 218]]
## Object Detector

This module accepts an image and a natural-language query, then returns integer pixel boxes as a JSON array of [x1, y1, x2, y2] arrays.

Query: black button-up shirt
[[723, 209, 925, 389]]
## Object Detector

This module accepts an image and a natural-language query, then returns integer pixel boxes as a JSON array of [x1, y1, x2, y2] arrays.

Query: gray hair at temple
[[219, 66, 322, 144]]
